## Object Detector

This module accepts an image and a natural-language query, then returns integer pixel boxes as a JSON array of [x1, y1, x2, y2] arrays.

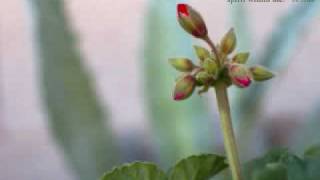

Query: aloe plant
[[28, 0, 119, 179], [143, 0, 215, 167]]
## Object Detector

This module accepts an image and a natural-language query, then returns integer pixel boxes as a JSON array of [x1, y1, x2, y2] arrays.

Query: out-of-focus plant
[[28, 0, 119, 179], [142, 0, 215, 167], [293, 101, 320, 154], [230, 2, 320, 159]]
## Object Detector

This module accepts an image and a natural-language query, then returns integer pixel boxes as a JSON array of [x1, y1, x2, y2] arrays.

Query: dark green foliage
[[102, 154, 227, 180], [239, 149, 320, 180]]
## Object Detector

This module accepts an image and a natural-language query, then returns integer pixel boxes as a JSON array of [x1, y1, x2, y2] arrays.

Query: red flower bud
[[177, 4, 208, 39], [228, 64, 252, 88], [173, 75, 196, 101]]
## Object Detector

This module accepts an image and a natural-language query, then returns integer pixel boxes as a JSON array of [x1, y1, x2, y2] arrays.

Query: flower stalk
[[206, 34, 243, 180], [214, 82, 242, 180]]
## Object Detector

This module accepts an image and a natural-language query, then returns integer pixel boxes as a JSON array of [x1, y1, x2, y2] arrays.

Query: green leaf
[[168, 154, 228, 180], [29, 0, 118, 179], [101, 162, 167, 180], [237, 149, 320, 180], [304, 144, 320, 158], [251, 163, 287, 180], [305, 156, 320, 180], [241, 149, 289, 180]]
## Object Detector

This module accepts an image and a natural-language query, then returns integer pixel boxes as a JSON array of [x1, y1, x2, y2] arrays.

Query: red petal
[[174, 92, 185, 101], [177, 4, 189, 17], [235, 77, 251, 87]]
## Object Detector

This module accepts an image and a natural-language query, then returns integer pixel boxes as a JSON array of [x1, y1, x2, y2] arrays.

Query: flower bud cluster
[[170, 4, 274, 101]]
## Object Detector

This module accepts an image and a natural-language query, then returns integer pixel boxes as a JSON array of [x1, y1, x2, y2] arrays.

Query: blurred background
[[1, 0, 320, 179]]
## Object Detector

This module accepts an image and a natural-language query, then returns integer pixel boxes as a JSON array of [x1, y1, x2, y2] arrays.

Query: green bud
[[232, 52, 250, 64], [195, 71, 212, 85], [173, 75, 196, 101], [203, 58, 218, 77], [221, 28, 237, 55], [193, 45, 210, 62], [250, 65, 275, 81], [177, 4, 208, 39], [169, 58, 195, 72], [228, 63, 252, 88]]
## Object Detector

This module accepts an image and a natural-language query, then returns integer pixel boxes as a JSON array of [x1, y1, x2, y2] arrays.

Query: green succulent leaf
[[144, 0, 215, 167], [168, 154, 228, 180], [101, 162, 167, 180], [29, 0, 118, 179]]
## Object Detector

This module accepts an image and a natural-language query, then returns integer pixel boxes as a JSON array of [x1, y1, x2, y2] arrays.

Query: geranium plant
[[100, 4, 320, 180]]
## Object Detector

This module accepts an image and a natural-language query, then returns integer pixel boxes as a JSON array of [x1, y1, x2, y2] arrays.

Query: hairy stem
[[203, 36, 222, 65], [215, 82, 242, 180]]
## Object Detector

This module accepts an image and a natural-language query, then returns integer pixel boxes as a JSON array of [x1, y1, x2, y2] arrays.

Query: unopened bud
[[221, 28, 237, 55], [173, 75, 196, 101], [195, 71, 212, 85], [177, 4, 208, 39], [169, 58, 195, 72], [228, 64, 252, 88], [250, 66, 275, 81], [203, 58, 218, 77], [193, 45, 210, 62], [232, 52, 250, 64]]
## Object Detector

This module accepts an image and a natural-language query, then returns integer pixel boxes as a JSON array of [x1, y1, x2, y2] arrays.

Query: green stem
[[215, 82, 242, 180], [203, 36, 222, 66]]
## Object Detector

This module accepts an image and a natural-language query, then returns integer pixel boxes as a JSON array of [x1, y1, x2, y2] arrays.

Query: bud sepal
[[195, 70, 214, 85], [193, 45, 210, 63], [203, 58, 218, 77], [250, 65, 275, 81], [221, 28, 237, 55], [169, 58, 195, 72], [232, 52, 250, 64]]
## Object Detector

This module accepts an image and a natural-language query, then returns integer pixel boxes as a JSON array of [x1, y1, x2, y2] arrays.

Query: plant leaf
[[235, 149, 320, 180], [304, 144, 320, 158], [28, 0, 118, 179], [101, 162, 167, 180], [168, 154, 227, 180]]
